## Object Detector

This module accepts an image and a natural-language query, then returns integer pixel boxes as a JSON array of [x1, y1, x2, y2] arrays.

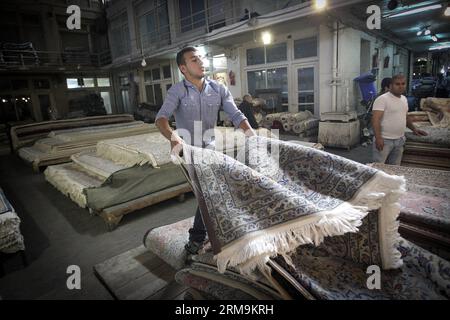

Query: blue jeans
[[372, 136, 405, 165], [188, 207, 206, 243]]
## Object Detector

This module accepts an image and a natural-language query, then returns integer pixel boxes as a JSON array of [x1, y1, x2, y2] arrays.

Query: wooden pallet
[[93, 245, 188, 300], [97, 183, 192, 231]]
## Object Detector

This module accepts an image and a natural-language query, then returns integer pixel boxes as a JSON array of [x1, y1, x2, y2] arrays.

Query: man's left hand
[[413, 129, 428, 136]]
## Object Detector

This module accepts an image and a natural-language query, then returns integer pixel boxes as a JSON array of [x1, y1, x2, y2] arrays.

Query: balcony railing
[[134, 0, 310, 56], [0, 48, 112, 70]]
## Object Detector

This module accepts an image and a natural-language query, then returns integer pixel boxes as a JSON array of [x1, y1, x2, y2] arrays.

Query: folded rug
[[405, 127, 450, 147], [183, 136, 405, 275]]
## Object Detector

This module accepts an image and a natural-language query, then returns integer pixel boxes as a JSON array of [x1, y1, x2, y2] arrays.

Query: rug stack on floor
[[10, 114, 135, 151], [260, 111, 319, 137], [0, 188, 25, 254], [44, 131, 189, 229], [402, 98, 450, 170], [402, 126, 450, 170], [18, 121, 158, 171]]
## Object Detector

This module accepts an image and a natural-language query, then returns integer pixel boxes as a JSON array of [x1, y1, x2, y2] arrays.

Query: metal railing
[[128, 0, 310, 58], [0, 48, 112, 70]]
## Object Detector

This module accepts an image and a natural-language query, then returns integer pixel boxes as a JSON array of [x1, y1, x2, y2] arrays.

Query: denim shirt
[[155, 78, 247, 147]]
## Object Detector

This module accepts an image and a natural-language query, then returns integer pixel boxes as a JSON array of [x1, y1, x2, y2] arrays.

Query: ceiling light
[[141, 58, 146, 67], [430, 45, 450, 51], [314, 0, 327, 10], [417, 30, 423, 36], [432, 35, 438, 42], [445, 5, 450, 16], [387, 4, 442, 18], [262, 32, 272, 45], [424, 29, 431, 36]]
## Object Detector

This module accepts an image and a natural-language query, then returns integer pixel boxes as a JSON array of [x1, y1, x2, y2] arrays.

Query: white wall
[[318, 23, 333, 115], [227, 48, 243, 99], [337, 26, 363, 112]]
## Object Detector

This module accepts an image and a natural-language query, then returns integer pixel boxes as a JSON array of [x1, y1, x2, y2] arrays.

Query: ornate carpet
[[405, 127, 450, 147], [182, 136, 405, 275], [0, 188, 25, 254]]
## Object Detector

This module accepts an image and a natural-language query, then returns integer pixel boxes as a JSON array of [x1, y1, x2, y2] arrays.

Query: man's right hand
[[375, 137, 384, 151], [170, 135, 184, 157]]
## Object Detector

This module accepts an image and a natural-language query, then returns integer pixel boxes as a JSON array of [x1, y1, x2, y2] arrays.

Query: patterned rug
[[272, 235, 450, 299], [183, 136, 405, 275], [405, 127, 450, 147], [0, 188, 25, 254]]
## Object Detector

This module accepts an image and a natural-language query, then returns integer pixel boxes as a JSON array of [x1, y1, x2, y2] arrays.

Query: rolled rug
[[292, 123, 303, 134], [283, 123, 292, 132]]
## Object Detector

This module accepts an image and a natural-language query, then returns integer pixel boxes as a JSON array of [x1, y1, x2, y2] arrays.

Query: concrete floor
[[0, 138, 373, 300]]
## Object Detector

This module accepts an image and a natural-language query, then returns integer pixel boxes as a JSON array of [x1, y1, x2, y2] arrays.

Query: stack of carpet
[[18, 121, 158, 170], [0, 188, 25, 254], [10, 114, 135, 151], [0, 123, 9, 154], [402, 126, 450, 170], [44, 131, 185, 210], [402, 98, 450, 170], [406, 111, 431, 127], [420, 97, 450, 128], [261, 111, 319, 137]]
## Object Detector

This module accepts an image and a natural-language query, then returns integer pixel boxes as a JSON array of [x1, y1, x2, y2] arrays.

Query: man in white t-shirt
[[371, 74, 427, 165]]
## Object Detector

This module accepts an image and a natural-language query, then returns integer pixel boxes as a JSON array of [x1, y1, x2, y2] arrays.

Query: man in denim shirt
[[155, 47, 255, 254]]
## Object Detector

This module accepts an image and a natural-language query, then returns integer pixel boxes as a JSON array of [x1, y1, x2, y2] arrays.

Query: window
[[146, 85, 154, 104], [154, 84, 163, 106], [246, 43, 287, 66], [266, 43, 287, 63], [297, 67, 315, 113], [33, 79, 50, 89], [247, 68, 288, 107], [144, 66, 171, 82], [110, 12, 131, 58], [66, 78, 102, 89], [144, 71, 152, 82], [247, 70, 266, 95], [11, 79, 28, 90], [179, 0, 206, 33], [119, 76, 129, 86], [163, 65, 171, 79], [247, 47, 265, 66], [83, 78, 95, 88], [294, 36, 317, 59], [97, 78, 110, 87], [100, 92, 112, 114], [138, 1, 170, 49], [144, 65, 172, 106], [207, 0, 225, 31], [152, 68, 161, 81], [66, 78, 80, 89]]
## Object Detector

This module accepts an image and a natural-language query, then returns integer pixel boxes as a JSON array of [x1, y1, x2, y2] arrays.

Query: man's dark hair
[[176, 47, 197, 67], [391, 74, 406, 83], [381, 77, 392, 90]]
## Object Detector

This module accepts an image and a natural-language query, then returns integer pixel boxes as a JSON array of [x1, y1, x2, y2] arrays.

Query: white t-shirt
[[372, 92, 408, 139]]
